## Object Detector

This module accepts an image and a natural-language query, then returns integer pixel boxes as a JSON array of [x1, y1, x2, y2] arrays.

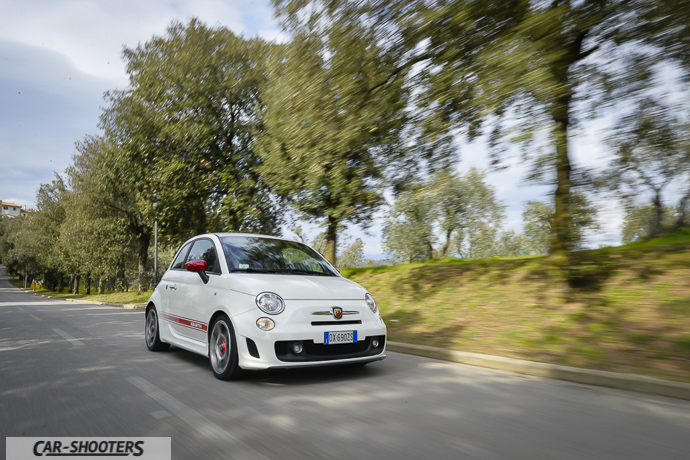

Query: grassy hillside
[[342, 230, 690, 383]]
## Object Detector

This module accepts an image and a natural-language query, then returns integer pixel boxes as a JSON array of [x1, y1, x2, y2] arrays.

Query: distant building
[[1, 201, 36, 218]]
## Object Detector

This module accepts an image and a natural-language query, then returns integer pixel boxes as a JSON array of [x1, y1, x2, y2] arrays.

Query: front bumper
[[231, 300, 387, 370]]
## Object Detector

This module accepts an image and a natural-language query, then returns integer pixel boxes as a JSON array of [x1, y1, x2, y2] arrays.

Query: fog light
[[372, 338, 380, 348], [292, 342, 303, 354], [256, 317, 275, 331]]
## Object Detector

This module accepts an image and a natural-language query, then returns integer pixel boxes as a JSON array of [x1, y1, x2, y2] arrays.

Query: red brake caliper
[[220, 338, 226, 356]]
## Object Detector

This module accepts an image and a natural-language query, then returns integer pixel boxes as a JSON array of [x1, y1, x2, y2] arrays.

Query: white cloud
[[0, 0, 279, 85], [0, 0, 281, 209]]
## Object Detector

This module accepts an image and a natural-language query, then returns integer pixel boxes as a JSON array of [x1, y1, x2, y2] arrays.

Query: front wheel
[[145, 306, 170, 351], [209, 315, 242, 380]]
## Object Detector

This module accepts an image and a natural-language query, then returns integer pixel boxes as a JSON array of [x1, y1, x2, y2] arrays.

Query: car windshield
[[219, 236, 338, 277]]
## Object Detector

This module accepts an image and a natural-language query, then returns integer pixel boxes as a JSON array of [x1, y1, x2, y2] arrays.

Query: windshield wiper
[[283, 269, 335, 277]]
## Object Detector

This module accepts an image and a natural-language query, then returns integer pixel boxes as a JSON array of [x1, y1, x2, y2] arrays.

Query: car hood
[[226, 274, 367, 300]]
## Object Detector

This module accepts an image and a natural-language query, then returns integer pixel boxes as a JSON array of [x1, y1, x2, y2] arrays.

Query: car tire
[[209, 314, 242, 380], [145, 306, 170, 351]]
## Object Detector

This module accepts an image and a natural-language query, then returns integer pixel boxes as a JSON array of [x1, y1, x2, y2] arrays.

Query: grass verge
[[10, 279, 151, 306], [342, 231, 690, 383]]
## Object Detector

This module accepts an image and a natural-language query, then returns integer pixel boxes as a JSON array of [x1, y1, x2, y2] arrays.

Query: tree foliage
[[64, 136, 135, 291], [7, 5, 690, 294], [257, 15, 409, 264], [383, 185, 437, 264], [3, 19, 287, 292], [493, 230, 529, 258], [98, 19, 286, 289], [522, 191, 600, 255], [383, 168, 504, 262], [338, 238, 365, 268], [600, 97, 690, 238], [621, 204, 677, 244], [274, 0, 690, 289]]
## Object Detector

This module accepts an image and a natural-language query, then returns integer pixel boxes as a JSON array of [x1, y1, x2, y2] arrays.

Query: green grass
[[11, 279, 151, 305], [342, 230, 690, 383]]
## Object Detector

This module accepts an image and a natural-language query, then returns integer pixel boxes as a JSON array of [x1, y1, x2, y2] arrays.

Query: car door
[[168, 238, 221, 344], [158, 242, 192, 338]]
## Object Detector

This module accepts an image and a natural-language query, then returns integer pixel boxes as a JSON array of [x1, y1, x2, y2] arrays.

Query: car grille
[[274, 336, 385, 362], [310, 320, 362, 326]]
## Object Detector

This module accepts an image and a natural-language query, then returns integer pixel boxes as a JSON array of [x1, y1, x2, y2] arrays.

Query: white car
[[145, 233, 386, 379]]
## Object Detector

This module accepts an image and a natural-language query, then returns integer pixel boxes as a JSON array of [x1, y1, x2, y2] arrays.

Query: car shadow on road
[[244, 362, 385, 386], [162, 345, 387, 386]]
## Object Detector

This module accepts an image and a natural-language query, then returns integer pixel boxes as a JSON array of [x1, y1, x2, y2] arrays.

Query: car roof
[[203, 232, 300, 243]]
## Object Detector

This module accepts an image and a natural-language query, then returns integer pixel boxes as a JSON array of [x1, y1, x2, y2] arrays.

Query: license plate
[[324, 331, 357, 345]]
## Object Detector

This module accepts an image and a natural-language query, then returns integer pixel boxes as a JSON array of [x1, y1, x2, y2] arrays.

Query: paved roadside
[[9, 279, 690, 402], [387, 342, 690, 401]]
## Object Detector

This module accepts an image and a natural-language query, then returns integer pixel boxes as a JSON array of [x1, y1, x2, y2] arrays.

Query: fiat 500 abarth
[[145, 233, 386, 379]]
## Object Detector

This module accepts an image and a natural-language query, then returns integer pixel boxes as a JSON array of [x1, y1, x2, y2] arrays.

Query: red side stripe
[[160, 312, 208, 333]]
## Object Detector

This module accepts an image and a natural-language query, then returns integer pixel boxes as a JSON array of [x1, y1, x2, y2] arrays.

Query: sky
[[0, 0, 639, 257], [0, 0, 280, 210]]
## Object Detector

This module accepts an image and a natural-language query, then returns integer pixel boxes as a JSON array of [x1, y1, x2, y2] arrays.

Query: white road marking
[[127, 376, 270, 460], [13, 307, 42, 320], [52, 328, 84, 346]]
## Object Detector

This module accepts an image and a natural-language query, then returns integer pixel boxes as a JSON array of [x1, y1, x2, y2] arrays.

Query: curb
[[387, 342, 690, 401], [30, 291, 146, 311], [59, 297, 146, 311]]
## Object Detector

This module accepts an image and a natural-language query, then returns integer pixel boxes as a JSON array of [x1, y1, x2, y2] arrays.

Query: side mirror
[[185, 259, 209, 284]]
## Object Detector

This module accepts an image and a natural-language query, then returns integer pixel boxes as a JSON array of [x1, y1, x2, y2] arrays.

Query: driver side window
[[185, 239, 220, 274], [171, 243, 192, 270]]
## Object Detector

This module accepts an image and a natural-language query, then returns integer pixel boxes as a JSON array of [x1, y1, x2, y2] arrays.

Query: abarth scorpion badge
[[331, 307, 343, 319]]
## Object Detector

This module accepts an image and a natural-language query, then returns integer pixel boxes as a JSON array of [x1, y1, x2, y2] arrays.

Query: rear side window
[[171, 243, 192, 270], [185, 239, 220, 274]]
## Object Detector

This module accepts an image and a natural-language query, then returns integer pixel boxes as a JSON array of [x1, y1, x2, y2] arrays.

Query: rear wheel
[[209, 314, 242, 380], [145, 306, 170, 351]]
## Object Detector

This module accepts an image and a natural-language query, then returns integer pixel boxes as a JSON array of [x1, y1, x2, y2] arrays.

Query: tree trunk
[[137, 230, 151, 293], [57, 273, 64, 293], [676, 188, 690, 229], [85, 273, 91, 295], [325, 215, 338, 266], [98, 277, 105, 295], [650, 190, 663, 239], [73, 275, 80, 295], [547, 99, 574, 304], [115, 270, 124, 293], [440, 228, 453, 257], [45, 272, 54, 291]]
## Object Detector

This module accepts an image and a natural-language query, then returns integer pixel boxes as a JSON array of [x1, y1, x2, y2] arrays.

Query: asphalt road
[[2, 266, 690, 460]]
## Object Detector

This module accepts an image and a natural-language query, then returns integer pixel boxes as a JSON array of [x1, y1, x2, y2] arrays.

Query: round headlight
[[365, 293, 377, 313], [256, 292, 285, 315]]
